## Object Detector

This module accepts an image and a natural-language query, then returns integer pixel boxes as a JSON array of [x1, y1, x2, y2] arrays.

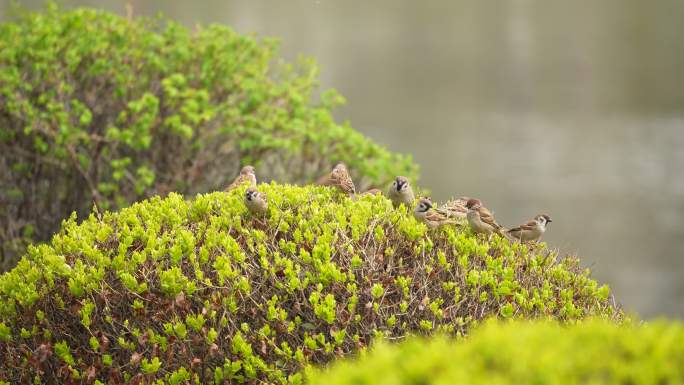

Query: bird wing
[[478, 207, 502, 229], [225, 175, 247, 191], [439, 200, 468, 216], [426, 210, 459, 225], [331, 170, 356, 194], [435, 207, 450, 216], [425, 210, 447, 222], [507, 220, 537, 233]]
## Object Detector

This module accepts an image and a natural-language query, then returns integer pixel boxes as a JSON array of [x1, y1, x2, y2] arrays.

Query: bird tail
[[498, 228, 516, 242]]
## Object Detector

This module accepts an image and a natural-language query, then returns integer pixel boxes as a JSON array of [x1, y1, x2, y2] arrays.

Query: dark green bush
[[309, 319, 684, 385], [0, 184, 620, 384], [0, 5, 418, 270]]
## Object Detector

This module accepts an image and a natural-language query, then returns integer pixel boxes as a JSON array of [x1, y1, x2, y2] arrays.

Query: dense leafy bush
[[309, 319, 684, 385], [0, 184, 620, 384], [0, 5, 417, 270]]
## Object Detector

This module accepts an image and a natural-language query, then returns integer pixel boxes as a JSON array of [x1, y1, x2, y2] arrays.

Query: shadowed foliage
[[0, 184, 620, 384], [0, 5, 418, 271]]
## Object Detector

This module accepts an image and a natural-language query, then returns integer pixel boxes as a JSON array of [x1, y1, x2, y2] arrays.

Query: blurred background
[[2, 0, 683, 318]]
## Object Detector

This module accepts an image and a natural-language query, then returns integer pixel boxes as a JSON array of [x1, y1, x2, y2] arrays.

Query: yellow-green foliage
[[0, 4, 417, 270], [310, 319, 684, 385], [0, 184, 620, 384]]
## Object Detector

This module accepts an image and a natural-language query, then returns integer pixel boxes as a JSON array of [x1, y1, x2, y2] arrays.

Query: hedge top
[[309, 319, 684, 385], [0, 183, 621, 384]]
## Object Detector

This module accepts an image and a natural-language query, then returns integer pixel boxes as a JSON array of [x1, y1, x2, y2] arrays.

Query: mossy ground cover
[[309, 319, 684, 385], [0, 183, 620, 384], [0, 5, 417, 270]]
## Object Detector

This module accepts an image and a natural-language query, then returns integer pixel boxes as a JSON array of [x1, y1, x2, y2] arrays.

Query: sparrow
[[388, 176, 415, 208], [225, 165, 257, 191], [465, 198, 505, 236], [321, 163, 356, 197], [436, 196, 470, 220], [245, 187, 268, 215], [413, 197, 459, 229], [507, 214, 552, 242], [361, 188, 383, 196]]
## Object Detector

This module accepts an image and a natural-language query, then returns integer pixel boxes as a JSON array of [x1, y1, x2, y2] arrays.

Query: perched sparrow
[[507, 214, 552, 242], [225, 165, 257, 191], [413, 198, 459, 229], [465, 198, 504, 236], [388, 176, 415, 208], [245, 187, 268, 215], [321, 163, 356, 197], [437, 196, 470, 220]]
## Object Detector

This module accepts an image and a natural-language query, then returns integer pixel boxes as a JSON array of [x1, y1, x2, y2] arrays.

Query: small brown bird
[[225, 165, 257, 191], [321, 163, 356, 197], [388, 176, 415, 208], [465, 198, 505, 236], [361, 188, 383, 196], [507, 214, 552, 242], [245, 187, 268, 216], [437, 196, 470, 220], [413, 197, 459, 228]]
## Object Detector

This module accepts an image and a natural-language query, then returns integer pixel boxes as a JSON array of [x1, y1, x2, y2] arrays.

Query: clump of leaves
[[0, 4, 418, 270], [309, 319, 684, 385], [0, 183, 621, 384]]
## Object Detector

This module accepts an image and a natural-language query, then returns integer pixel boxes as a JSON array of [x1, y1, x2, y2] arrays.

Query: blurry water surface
[[2, 0, 683, 317]]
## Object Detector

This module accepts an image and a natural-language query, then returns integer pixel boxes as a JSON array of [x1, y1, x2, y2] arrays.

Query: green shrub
[[0, 183, 620, 383], [309, 319, 684, 385], [0, 5, 418, 271]]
